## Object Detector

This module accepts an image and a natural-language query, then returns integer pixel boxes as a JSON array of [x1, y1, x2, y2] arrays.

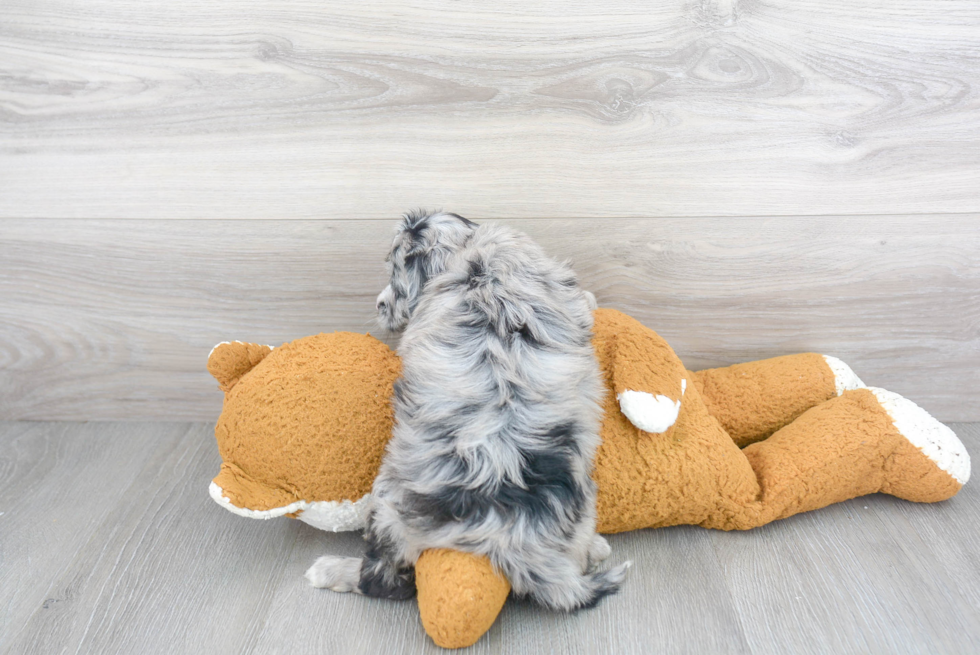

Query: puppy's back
[[389, 223, 604, 504]]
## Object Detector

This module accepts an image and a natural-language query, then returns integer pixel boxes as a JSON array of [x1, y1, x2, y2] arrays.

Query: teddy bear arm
[[692, 353, 861, 448]]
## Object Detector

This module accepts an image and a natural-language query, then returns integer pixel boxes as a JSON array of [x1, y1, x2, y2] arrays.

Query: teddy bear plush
[[207, 309, 970, 648]]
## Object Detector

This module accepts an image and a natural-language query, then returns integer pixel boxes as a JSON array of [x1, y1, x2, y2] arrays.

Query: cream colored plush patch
[[617, 379, 686, 434], [869, 387, 971, 484], [209, 482, 370, 532], [823, 355, 866, 395]]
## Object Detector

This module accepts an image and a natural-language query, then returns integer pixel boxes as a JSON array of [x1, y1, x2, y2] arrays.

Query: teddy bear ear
[[207, 341, 274, 392]]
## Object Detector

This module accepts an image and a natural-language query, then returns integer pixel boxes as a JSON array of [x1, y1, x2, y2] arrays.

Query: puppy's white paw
[[305, 556, 363, 593]]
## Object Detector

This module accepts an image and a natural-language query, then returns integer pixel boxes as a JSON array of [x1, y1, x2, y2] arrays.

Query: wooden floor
[[1, 421, 977, 654]]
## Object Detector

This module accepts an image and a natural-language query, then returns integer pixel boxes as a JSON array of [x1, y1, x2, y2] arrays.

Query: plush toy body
[[207, 309, 969, 648], [589, 309, 967, 534]]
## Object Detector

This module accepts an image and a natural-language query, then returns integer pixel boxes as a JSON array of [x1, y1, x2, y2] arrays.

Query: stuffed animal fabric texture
[[589, 309, 967, 533], [208, 332, 401, 531]]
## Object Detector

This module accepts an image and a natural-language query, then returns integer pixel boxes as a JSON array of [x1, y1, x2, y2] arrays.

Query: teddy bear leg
[[692, 353, 864, 448], [731, 388, 969, 528]]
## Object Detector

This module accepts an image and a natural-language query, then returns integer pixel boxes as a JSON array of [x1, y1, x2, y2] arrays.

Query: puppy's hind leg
[[356, 549, 417, 600], [306, 552, 416, 600], [306, 529, 416, 600]]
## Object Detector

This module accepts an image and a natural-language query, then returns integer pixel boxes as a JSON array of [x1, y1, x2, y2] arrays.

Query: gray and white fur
[[307, 210, 629, 611]]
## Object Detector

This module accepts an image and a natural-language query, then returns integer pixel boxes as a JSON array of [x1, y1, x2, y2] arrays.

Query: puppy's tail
[[576, 561, 632, 610], [520, 559, 632, 612], [305, 555, 416, 600]]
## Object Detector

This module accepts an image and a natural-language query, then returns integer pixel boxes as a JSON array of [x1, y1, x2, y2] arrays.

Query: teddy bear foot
[[869, 387, 971, 502]]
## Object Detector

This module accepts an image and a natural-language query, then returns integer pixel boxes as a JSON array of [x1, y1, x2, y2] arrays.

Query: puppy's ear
[[401, 209, 435, 243], [398, 211, 477, 291], [445, 212, 478, 228], [400, 210, 476, 251]]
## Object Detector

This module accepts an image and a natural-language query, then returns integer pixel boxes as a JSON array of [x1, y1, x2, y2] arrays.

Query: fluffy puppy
[[307, 210, 629, 610]]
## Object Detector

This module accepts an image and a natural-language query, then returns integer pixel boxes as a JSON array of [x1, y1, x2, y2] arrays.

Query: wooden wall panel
[[1, 216, 976, 421], [1, 0, 978, 219]]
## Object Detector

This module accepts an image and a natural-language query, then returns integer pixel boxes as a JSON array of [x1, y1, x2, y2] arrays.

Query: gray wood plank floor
[[2, 421, 977, 654]]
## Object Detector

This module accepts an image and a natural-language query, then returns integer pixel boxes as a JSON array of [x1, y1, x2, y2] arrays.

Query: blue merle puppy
[[306, 210, 629, 610]]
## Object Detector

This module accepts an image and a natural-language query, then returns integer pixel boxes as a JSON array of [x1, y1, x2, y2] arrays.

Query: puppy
[[307, 210, 629, 610]]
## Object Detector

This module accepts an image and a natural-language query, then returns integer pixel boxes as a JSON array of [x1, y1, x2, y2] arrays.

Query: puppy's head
[[376, 210, 477, 332]]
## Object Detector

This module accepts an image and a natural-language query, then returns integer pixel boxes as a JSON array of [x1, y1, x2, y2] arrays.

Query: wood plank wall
[[1, 1, 978, 420], [2, 217, 977, 421]]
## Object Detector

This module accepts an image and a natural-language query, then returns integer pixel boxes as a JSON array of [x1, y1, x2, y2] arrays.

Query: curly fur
[[307, 210, 629, 611]]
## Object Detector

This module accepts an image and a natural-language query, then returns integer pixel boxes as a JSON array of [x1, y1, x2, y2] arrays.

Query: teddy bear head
[[206, 332, 400, 531]]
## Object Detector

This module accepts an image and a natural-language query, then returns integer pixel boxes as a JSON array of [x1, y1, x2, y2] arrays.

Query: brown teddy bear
[[207, 309, 970, 648]]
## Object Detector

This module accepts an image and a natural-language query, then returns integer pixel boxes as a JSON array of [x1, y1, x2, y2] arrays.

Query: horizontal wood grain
[[1, 0, 979, 218], [1, 421, 978, 653], [1, 215, 977, 421]]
